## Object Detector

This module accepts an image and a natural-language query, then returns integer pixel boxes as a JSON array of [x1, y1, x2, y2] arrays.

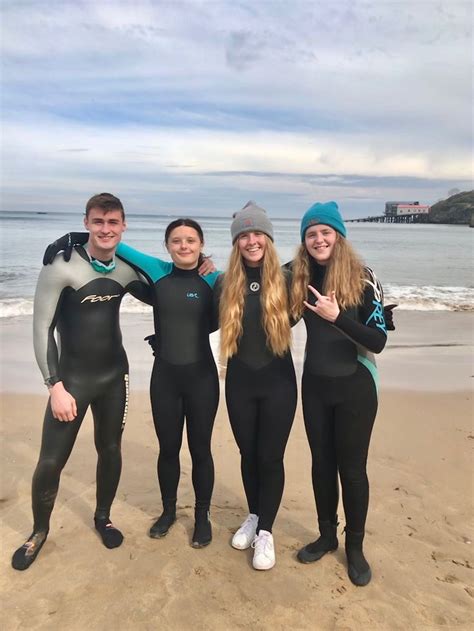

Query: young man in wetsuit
[[12, 193, 148, 571]]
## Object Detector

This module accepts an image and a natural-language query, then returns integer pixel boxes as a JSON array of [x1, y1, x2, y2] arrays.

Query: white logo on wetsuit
[[249, 282, 260, 292], [81, 294, 120, 303]]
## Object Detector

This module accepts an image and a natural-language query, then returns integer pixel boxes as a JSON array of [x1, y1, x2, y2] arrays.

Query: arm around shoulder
[[116, 242, 172, 282]]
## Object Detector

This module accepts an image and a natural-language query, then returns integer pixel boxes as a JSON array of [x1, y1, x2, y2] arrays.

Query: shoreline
[[1, 310, 472, 393]]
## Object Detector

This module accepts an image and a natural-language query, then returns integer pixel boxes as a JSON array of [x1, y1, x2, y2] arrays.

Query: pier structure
[[347, 201, 431, 224]]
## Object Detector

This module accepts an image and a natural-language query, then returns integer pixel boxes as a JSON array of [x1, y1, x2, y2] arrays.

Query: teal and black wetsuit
[[116, 243, 220, 512], [31, 247, 147, 535], [301, 259, 387, 533], [215, 264, 297, 534]]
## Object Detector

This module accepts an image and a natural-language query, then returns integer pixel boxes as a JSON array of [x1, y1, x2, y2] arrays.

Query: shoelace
[[252, 532, 273, 557]]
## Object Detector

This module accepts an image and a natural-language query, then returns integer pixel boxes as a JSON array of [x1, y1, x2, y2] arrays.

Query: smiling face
[[237, 231, 267, 267], [84, 207, 126, 260], [304, 224, 338, 265], [166, 225, 203, 269]]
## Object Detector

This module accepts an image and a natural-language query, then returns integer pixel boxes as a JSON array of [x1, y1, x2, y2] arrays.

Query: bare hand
[[304, 286, 340, 323], [49, 382, 78, 422], [198, 256, 216, 275]]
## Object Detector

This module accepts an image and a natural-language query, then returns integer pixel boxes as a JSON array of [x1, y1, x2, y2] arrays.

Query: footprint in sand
[[331, 584, 347, 597], [436, 574, 460, 584], [193, 565, 208, 578]]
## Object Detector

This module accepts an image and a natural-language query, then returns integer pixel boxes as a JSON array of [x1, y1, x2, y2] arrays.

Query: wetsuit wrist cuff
[[44, 376, 61, 388]]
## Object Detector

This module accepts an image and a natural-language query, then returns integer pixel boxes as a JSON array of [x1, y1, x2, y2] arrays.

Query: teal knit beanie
[[300, 201, 347, 240]]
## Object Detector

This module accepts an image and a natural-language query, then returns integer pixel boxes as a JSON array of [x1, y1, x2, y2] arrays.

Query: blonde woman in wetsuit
[[216, 202, 297, 571]]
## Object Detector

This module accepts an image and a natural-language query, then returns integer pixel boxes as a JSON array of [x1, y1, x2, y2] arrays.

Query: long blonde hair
[[290, 234, 365, 320], [219, 236, 291, 358]]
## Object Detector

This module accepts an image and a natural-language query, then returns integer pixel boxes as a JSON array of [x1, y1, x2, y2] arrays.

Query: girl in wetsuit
[[290, 201, 387, 586], [116, 219, 220, 547], [216, 202, 297, 571]]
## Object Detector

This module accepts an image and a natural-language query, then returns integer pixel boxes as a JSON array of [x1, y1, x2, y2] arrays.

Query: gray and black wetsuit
[[301, 259, 387, 532], [115, 243, 221, 512], [32, 247, 146, 534], [215, 264, 297, 533]]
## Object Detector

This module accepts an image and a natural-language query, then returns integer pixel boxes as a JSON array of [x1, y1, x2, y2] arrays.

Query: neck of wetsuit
[[309, 257, 326, 291], [83, 244, 116, 274], [172, 264, 200, 276], [243, 262, 262, 280]]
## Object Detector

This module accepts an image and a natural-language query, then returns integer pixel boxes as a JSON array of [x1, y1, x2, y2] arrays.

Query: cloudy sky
[[1, 0, 472, 217]]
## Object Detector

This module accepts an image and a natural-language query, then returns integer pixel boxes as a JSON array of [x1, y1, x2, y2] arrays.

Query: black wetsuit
[[301, 259, 387, 532], [115, 243, 220, 511], [215, 265, 297, 533], [31, 247, 147, 534]]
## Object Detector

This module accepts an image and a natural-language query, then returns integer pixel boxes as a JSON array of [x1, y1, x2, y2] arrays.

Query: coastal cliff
[[429, 190, 474, 225]]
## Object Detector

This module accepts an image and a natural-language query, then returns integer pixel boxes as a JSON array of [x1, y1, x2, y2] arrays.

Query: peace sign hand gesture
[[303, 286, 340, 323]]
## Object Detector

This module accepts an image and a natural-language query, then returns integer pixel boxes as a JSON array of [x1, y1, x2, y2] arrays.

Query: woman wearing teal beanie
[[290, 201, 387, 586]]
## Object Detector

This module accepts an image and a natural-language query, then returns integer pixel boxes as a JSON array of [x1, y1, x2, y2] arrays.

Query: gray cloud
[[1, 0, 471, 216]]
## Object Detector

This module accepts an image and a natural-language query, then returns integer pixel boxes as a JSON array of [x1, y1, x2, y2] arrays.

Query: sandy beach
[[1, 310, 473, 630]]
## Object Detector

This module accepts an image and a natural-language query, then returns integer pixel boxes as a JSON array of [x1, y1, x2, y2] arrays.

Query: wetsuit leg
[[226, 359, 297, 531], [301, 370, 339, 522], [150, 360, 185, 503], [91, 373, 128, 521], [334, 364, 378, 533], [32, 395, 90, 534], [184, 365, 219, 509], [255, 365, 297, 532], [225, 364, 260, 516]]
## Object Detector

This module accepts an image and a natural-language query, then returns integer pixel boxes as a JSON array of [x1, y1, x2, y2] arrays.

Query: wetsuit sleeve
[[127, 278, 154, 305], [333, 268, 387, 354], [33, 258, 70, 384], [116, 242, 173, 284]]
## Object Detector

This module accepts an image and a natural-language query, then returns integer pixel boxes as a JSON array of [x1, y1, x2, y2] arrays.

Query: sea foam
[[1, 286, 472, 319]]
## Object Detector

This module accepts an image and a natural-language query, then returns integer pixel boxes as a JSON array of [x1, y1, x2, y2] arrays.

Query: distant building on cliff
[[385, 201, 431, 217]]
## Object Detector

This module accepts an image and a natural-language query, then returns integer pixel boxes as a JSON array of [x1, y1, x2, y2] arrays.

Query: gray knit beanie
[[230, 201, 274, 243]]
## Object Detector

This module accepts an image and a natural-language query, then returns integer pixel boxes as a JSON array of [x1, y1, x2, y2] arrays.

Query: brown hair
[[85, 193, 125, 219], [164, 218, 205, 266], [164, 218, 204, 244]]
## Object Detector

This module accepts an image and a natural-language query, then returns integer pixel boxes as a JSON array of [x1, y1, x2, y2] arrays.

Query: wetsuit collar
[[243, 262, 262, 280], [172, 264, 200, 277], [309, 257, 326, 287], [309, 257, 326, 276], [84, 245, 116, 274]]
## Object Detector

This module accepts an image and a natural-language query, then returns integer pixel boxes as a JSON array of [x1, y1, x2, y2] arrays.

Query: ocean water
[[0, 210, 472, 317]]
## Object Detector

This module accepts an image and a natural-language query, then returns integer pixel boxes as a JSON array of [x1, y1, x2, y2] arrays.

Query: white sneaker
[[252, 530, 275, 570], [231, 514, 258, 550]]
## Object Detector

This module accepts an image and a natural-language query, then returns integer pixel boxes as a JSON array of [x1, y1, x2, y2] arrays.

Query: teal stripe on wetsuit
[[355, 266, 387, 390], [117, 242, 220, 289]]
